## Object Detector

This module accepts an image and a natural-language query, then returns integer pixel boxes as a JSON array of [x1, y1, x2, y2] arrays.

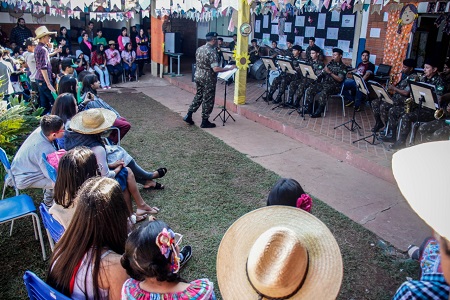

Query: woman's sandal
[[156, 167, 167, 179], [143, 181, 165, 190]]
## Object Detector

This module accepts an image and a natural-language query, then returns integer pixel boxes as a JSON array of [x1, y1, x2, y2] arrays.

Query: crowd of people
[[0, 20, 150, 115]]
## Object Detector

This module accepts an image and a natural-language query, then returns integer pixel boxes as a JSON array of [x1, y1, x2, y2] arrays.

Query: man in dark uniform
[[390, 59, 447, 149], [183, 32, 236, 128], [228, 34, 237, 51], [304, 48, 347, 118], [264, 45, 302, 105], [284, 39, 294, 58], [377, 58, 419, 137], [305, 37, 323, 62], [291, 45, 324, 109]]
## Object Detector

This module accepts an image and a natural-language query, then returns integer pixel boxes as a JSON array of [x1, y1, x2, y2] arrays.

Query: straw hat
[[217, 206, 343, 299], [34, 26, 57, 40], [392, 141, 450, 241], [70, 108, 116, 135]]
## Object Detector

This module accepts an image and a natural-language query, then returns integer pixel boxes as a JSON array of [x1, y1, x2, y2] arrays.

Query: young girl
[[47, 177, 130, 299], [121, 42, 136, 80], [135, 28, 148, 77], [79, 32, 93, 60], [121, 220, 215, 299], [91, 44, 110, 89], [267, 178, 312, 212], [118, 27, 130, 52]]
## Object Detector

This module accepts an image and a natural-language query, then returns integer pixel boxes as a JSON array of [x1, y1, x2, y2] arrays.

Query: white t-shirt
[[23, 51, 37, 82]]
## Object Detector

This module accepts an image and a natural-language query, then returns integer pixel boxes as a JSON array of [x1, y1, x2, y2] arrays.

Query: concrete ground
[[108, 75, 431, 251]]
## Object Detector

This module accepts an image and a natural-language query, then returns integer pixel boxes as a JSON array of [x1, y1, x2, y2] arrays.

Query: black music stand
[[334, 73, 365, 134], [272, 58, 296, 110], [213, 67, 238, 126], [407, 81, 439, 145], [255, 57, 277, 105], [351, 81, 393, 148], [288, 62, 318, 119]]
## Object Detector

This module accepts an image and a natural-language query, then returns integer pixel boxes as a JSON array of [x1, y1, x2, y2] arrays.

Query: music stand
[[222, 51, 234, 63], [288, 62, 319, 119], [255, 57, 277, 104], [272, 58, 296, 110], [214, 67, 238, 126], [334, 73, 366, 134], [351, 81, 393, 148]]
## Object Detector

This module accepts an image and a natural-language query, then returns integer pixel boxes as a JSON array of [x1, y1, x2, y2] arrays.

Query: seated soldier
[[7, 115, 64, 207], [284, 39, 294, 58], [268, 40, 281, 58], [343, 50, 375, 111], [290, 45, 324, 109], [264, 45, 303, 105], [248, 39, 260, 64], [305, 37, 323, 62], [375, 59, 419, 136], [390, 59, 447, 150], [304, 48, 347, 118], [417, 94, 450, 142]]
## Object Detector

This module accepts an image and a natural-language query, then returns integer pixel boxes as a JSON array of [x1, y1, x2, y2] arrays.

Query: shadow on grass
[[0, 92, 419, 299]]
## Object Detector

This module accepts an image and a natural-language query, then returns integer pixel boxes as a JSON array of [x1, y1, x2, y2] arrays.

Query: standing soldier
[[377, 59, 418, 138], [290, 45, 324, 109], [304, 48, 347, 118], [183, 32, 236, 128], [390, 59, 447, 149]]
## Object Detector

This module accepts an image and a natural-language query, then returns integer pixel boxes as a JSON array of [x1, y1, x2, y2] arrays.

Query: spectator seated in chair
[[105, 40, 123, 84]]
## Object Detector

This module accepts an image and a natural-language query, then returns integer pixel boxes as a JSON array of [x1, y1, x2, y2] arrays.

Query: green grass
[[0, 92, 419, 299]]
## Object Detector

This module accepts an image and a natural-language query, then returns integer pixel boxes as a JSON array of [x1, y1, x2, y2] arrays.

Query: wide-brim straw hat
[[70, 108, 116, 135], [34, 26, 57, 40], [217, 206, 343, 299], [392, 141, 450, 241]]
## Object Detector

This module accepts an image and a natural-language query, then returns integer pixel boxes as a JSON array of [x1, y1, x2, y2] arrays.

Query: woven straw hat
[[217, 206, 343, 299], [34, 26, 57, 40], [393, 141, 450, 241], [70, 108, 116, 135]]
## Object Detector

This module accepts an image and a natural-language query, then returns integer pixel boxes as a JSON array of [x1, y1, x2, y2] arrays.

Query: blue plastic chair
[[42, 153, 57, 183], [1, 147, 19, 200], [23, 271, 71, 300], [39, 204, 65, 251], [0, 147, 47, 260]]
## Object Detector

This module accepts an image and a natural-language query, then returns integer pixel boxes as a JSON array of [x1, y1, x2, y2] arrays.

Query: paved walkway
[[108, 74, 430, 250]]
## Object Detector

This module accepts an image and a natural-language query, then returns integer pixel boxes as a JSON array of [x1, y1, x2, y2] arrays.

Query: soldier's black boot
[[183, 111, 195, 125], [299, 102, 311, 116], [262, 91, 274, 102], [380, 129, 396, 142], [293, 96, 301, 108], [311, 104, 325, 118], [390, 134, 407, 150], [273, 93, 283, 104], [286, 95, 294, 106], [371, 115, 384, 132], [200, 118, 216, 128]]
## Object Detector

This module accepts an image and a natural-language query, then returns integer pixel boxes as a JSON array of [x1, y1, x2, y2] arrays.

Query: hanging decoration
[[235, 52, 251, 70], [371, 4, 381, 14]]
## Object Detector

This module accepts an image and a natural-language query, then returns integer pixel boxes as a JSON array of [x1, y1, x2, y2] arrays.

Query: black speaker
[[164, 32, 182, 53]]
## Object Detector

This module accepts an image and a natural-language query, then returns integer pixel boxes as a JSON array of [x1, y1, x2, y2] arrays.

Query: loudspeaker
[[164, 32, 181, 53]]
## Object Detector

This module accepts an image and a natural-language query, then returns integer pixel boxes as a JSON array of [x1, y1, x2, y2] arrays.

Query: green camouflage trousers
[[305, 82, 340, 107], [189, 80, 217, 119]]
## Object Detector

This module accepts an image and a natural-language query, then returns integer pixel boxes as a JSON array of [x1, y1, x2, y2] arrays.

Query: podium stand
[[213, 67, 238, 126]]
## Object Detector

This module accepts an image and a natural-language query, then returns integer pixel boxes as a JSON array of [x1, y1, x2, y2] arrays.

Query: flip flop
[[137, 207, 160, 215], [143, 182, 165, 190], [135, 213, 148, 223], [156, 168, 167, 178]]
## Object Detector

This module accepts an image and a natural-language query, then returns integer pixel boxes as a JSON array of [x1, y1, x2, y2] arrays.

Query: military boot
[[293, 96, 301, 108], [200, 118, 216, 128], [183, 111, 195, 125], [311, 104, 325, 118], [390, 134, 407, 150], [286, 95, 294, 106], [262, 91, 274, 102], [371, 115, 384, 132], [273, 93, 283, 104], [380, 128, 396, 142]]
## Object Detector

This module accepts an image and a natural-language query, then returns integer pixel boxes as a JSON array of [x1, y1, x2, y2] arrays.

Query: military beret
[[403, 58, 416, 68], [251, 38, 257, 43], [309, 37, 315, 41], [332, 48, 343, 55], [424, 57, 438, 68], [287, 39, 294, 44], [310, 45, 321, 53], [206, 32, 218, 38], [292, 45, 303, 52]]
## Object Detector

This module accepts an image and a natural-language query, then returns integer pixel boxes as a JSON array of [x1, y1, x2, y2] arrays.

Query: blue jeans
[[342, 78, 364, 107], [36, 79, 54, 114], [123, 62, 137, 77]]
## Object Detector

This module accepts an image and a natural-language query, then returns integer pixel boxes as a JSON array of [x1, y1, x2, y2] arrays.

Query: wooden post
[[233, 0, 250, 105]]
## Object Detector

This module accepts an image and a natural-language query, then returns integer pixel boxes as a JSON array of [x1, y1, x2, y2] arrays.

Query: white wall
[[0, 12, 70, 28]]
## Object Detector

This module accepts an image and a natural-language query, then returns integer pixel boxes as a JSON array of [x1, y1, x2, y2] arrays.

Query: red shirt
[[91, 51, 105, 67]]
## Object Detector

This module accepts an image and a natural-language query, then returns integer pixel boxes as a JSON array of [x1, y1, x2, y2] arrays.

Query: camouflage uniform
[[188, 43, 219, 119], [290, 59, 324, 105], [397, 74, 446, 139], [305, 45, 323, 63], [372, 72, 419, 127], [417, 92, 450, 141], [304, 60, 347, 110], [269, 56, 300, 100]]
